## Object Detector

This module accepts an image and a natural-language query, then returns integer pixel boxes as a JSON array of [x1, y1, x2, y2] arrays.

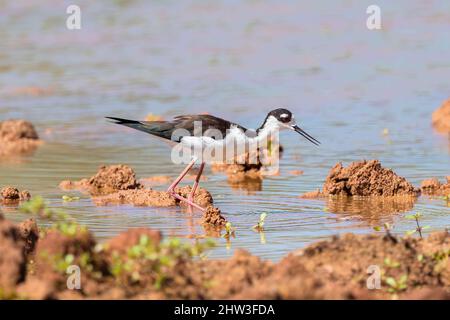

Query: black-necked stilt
[[107, 108, 320, 212]]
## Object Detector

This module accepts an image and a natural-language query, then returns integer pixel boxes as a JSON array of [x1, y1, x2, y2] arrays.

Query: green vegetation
[[19, 196, 87, 236], [62, 195, 80, 202], [252, 213, 267, 232], [405, 212, 430, 239], [222, 222, 235, 239], [383, 257, 400, 268], [373, 222, 394, 238], [385, 274, 408, 293], [109, 235, 215, 288]]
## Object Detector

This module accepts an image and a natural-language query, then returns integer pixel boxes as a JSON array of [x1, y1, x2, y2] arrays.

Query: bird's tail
[[106, 116, 172, 141], [106, 116, 153, 134]]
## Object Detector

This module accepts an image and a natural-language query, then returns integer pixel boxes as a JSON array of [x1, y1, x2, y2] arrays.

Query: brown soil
[[60, 165, 215, 210], [17, 218, 39, 256], [0, 219, 27, 294], [210, 146, 283, 183], [301, 160, 419, 198], [105, 228, 162, 255], [0, 186, 32, 204], [201, 206, 228, 228], [0, 119, 42, 157], [92, 185, 213, 209], [432, 99, 450, 134], [1, 216, 449, 300], [421, 177, 450, 196], [60, 164, 143, 196]]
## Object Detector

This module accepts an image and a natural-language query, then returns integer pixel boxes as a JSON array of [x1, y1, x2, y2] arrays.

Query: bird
[[107, 108, 320, 212]]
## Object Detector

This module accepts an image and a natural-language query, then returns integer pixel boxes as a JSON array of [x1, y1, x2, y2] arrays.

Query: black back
[[106, 114, 248, 142]]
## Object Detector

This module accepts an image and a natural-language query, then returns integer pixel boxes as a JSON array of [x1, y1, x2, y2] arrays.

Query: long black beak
[[292, 125, 320, 146]]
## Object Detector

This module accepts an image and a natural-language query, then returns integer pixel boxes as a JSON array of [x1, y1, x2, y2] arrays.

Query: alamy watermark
[[169, 121, 281, 175], [66, 265, 81, 290], [66, 5, 81, 30]]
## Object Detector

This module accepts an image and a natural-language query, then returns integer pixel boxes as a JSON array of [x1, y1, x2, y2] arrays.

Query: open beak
[[292, 125, 320, 146]]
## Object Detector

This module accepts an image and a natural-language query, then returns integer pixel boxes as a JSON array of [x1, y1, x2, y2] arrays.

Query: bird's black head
[[267, 108, 293, 124], [260, 108, 320, 146]]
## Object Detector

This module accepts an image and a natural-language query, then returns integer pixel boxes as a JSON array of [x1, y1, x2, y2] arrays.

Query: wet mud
[[1, 215, 448, 300], [0, 186, 32, 205], [60, 164, 215, 209], [60, 164, 143, 196], [301, 160, 420, 198], [432, 99, 450, 134], [421, 177, 450, 197], [0, 120, 42, 158]]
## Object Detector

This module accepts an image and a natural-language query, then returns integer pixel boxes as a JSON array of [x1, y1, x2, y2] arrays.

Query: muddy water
[[1, 1, 449, 260]]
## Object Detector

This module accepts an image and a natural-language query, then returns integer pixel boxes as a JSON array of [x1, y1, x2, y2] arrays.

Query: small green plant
[[373, 222, 394, 236], [405, 213, 430, 239], [385, 274, 408, 293], [383, 257, 400, 268], [62, 195, 80, 202], [109, 235, 215, 289], [19, 196, 85, 237], [252, 213, 267, 232], [222, 222, 235, 239]]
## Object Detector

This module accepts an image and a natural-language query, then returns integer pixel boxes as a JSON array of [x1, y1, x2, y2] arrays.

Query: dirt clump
[[1, 186, 32, 204], [17, 218, 39, 256], [201, 206, 228, 228], [299, 189, 324, 199], [92, 186, 213, 208], [0, 119, 42, 157], [1, 215, 449, 300], [59, 164, 143, 196], [421, 177, 450, 196], [432, 99, 450, 134], [211, 148, 276, 182], [301, 160, 419, 198], [105, 228, 162, 255], [60, 165, 217, 209], [31, 226, 108, 298], [200, 249, 273, 299], [176, 185, 213, 208], [0, 219, 27, 293], [93, 189, 177, 207]]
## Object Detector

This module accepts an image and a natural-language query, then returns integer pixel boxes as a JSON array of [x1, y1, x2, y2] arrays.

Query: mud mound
[[17, 218, 39, 256], [176, 185, 213, 208], [92, 186, 213, 208], [201, 206, 227, 228], [60, 165, 216, 209], [299, 231, 449, 289], [421, 177, 450, 196], [234, 231, 450, 299], [193, 249, 272, 299], [93, 189, 176, 207], [59, 164, 143, 196], [0, 219, 27, 292], [32, 227, 108, 296], [0, 119, 41, 157], [105, 228, 162, 255], [1, 214, 448, 300], [301, 160, 419, 198], [1, 186, 31, 204], [432, 99, 450, 134], [234, 255, 372, 299], [212, 154, 263, 182]]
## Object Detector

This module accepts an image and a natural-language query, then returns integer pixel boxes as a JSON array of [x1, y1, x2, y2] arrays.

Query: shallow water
[[1, 0, 449, 260]]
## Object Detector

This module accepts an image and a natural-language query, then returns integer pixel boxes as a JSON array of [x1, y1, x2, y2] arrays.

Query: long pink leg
[[167, 158, 197, 192], [188, 162, 205, 203], [167, 158, 206, 212]]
